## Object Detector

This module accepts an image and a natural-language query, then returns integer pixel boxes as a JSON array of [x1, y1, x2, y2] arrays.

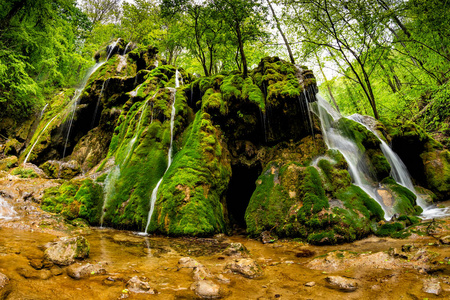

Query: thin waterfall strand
[[144, 70, 181, 234]]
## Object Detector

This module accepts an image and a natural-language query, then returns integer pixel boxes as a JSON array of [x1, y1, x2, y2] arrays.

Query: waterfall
[[123, 42, 131, 55], [0, 196, 17, 220], [143, 70, 181, 234], [23, 115, 59, 164], [100, 165, 120, 227], [348, 114, 450, 219], [311, 95, 393, 219], [91, 79, 110, 129]]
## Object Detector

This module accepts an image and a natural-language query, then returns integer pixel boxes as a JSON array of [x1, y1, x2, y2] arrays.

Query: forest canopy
[[0, 0, 448, 145]]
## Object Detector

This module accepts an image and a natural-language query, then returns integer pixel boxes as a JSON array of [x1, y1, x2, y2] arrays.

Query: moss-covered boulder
[[150, 112, 231, 235], [41, 178, 103, 224], [377, 177, 423, 216], [245, 143, 385, 245], [0, 156, 18, 171]]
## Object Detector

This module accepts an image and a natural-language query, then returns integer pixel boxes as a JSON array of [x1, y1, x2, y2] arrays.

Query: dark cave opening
[[226, 164, 262, 229]]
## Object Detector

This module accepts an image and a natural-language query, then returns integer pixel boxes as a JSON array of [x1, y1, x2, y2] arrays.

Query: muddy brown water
[[0, 224, 449, 300]]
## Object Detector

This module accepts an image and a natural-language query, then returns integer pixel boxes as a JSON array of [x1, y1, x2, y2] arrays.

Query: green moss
[[41, 179, 103, 224], [11, 167, 38, 178], [376, 222, 405, 237]]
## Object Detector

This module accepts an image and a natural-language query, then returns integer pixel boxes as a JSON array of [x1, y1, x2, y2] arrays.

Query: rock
[[40, 160, 81, 179], [126, 276, 157, 294], [16, 267, 53, 280], [295, 249, 315, 258], [179, 257, 202, 269], [50, 266, 63, 276], [44, 236, 90, 266], [191, 280, 221, 299], [0, 272, 11, 300], [261, 231, 277, 244], [305, 281, 316, 287], [193, 265, 213, 281], [439, 235, 450, 245], [66, 263, 106, 279], [422, 278, 441, 295], [0, 156, 18, 171], [325, 276, 358, 292], [29, 258, 53, 270], [225, 259, 263, 279], [216, 274, 231, 284], [222, 243, 248, 257]]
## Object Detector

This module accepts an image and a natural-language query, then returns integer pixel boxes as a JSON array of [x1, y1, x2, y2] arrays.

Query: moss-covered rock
[[41, 179, 103, 224], [0, 156, 18, 171], [245, 137, 384, 245]]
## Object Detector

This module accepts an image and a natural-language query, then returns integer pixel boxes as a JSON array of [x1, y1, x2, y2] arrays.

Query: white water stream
[[143, 70, 181, 234], [0, 196, 17, 220], [312, 95, 393, 219], [348, 114, 450, 219]]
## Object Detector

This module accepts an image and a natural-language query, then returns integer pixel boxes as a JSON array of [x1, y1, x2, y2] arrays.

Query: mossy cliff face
[[391, 122, 450, 199], [14, 40, 429, 242]]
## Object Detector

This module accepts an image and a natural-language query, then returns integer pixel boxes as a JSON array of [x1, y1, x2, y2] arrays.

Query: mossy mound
[[378, 177, 423, 216], [149, 112, 231, 235], [245, 139, 384, 245], [41, 178, 103, 224]]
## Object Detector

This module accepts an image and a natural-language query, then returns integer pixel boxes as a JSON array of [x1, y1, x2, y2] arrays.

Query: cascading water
[[348, 114, 450, 219], [91, 79, 110, 128], [123, 42, 131, 55], [0, 196, 17, 220], [311, 95, 393, 219], [23, 115, 59, 164], [143, 70, 181, 234]]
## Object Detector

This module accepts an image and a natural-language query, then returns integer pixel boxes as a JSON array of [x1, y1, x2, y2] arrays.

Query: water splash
[[144, 70, 181, 234], [100, 165, 121, 227], [348, 114, 450, 219], [0, 196, 17, 220]]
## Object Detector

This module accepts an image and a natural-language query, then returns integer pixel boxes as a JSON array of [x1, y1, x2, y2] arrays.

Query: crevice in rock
[[226, 164, 262, 228]]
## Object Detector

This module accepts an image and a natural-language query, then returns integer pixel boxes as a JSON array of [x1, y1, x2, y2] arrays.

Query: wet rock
[[44, 236, 90, 266], [213, 234, 227, 242], [40, 160, 81, 179], [50, 266, 63, 276], [126, 276, 157, 294], [193, 265, 213, 281], [225, 258, 263, 279], [295, 249, 315, 258], [29, 258, 53, 270], [261, 231, 277, 244], [191, 280, 221, 299], [422, 278, 441, 295], [0, 272, 11, 300], [179, 257, 203, 269], [222, 243, 248, 257], [305, 281, 316, 287], [16, 267, 53, 280], [216, 274, 231, 284], [66, 263, 106, 279], [325, 276, 358, 292], [439, 235, 450, 245]]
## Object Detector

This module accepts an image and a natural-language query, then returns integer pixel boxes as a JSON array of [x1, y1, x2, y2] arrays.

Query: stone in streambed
[[225, 258, 263, 279], [126, 276, 157, 294], [66, 263, 106, 279], [44, 236, 90, 266], [222, 243, 248, 257], [191, 280, 222, 299], [422, 278, 441, 295], [325, 276, 358, 292]]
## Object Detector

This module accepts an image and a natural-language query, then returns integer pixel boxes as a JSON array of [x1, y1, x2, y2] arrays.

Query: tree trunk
[[267, 0, 295, 64], [379, 62, 397, 93], [235, 22, 247, 77]]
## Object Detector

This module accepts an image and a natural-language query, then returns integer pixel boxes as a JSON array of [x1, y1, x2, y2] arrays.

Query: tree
[[79, 0, 121, 26]]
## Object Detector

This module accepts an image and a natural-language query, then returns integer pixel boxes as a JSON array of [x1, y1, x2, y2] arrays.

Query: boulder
[[422, 278, 441, 295], [325, 276, 358, 292], [225, 258, 262, 279], [222, 243, 248, 257], [44, 236, 90, 266], [191, 280, 221, 299], [0, 156, 17, 171], [126, 276, 157, 294], [66, 263, 106, 279]]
